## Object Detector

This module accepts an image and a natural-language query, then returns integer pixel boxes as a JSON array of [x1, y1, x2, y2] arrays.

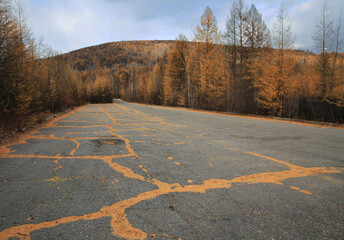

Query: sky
[[19, 0, 344, 53]]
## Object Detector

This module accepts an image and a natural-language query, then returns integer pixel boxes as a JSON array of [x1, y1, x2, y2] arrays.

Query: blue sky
[[20, 0, 343, 53]]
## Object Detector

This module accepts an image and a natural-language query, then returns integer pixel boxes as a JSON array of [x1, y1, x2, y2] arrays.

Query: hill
[[63, 40, 173, 71], [62, 40, 344, 123], [62, 41, 172, 101]]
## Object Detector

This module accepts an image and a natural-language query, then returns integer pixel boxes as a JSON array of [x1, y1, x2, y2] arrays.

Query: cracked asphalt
[[0, 99, 343, 240]]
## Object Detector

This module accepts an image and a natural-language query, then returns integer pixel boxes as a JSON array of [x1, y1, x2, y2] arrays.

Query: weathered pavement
[[0, 99, 343, 240]]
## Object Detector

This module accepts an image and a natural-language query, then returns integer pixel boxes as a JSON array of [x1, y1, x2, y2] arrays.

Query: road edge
[[116, 99, 344, 129]]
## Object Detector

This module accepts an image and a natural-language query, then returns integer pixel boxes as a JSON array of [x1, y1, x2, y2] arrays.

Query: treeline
[[3, 0, 342, 136], [115, 0, 343, 122], [0, 0, 114, 138], [65, 0, 344, 122], [63, 40, 172, 104]]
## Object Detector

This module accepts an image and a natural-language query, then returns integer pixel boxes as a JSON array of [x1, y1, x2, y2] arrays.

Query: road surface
[[0, 99, 343, 239]]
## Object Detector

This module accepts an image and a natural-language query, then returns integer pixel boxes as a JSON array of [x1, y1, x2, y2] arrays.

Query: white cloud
[[22, 0, 344, 53]]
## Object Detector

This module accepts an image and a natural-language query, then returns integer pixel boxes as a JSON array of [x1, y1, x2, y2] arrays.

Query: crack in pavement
[[0, 103, 342, 240]]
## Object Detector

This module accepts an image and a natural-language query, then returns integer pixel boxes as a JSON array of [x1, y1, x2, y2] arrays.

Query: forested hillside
[[61, 1, 344, 123], [63, 40, 172, 104], [64, 42, 344, 124], [1, 0, 344, 140], [63, 38, 344, 123]]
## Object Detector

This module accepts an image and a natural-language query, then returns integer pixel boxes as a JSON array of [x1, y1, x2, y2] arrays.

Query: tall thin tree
[[272, 1, 295, 51], [313, 0, 335, 120], [270, 1, 296, 116]]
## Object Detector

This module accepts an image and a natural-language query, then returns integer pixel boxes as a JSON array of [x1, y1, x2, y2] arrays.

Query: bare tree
[[329, 9, 344, 108], [312, 0, 339, 120], [245, 4, 271, 49], [224, 0, 248, 48], [333, 9, 343, 54], [224, 0, 248, 112], [12, 0, 32, 45], [313, 0, 335, 54], [272, 1, 295, 50], [331, 9, 343, 78], [313, 0, 334, 101]]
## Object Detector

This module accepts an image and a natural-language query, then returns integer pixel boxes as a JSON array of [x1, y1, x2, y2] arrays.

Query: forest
[[1, 0, 344, 139], [63, 0, 344, 123], [0, 0, 115, 138]]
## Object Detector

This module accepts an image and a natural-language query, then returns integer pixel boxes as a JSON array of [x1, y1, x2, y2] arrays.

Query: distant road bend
[[0, 99, 343, 239]]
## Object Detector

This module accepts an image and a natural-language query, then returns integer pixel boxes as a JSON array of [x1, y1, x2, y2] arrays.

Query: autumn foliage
[[61, 1, 343, 123], [1, 0, 344, 138], [0, 0, 114, 138]]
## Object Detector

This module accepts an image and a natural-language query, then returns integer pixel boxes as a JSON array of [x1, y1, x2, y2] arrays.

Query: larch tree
[[251, 49, 297, 116], [267, 1, 296, 116], [149, 62, 165, 105], [137, 70, 148, 103], [245, 3, 271, 113], [225, 0, 247, 48], [331, 56, 344, 108], [224, 0, 248, 112], [313, 0, 335, 102], [225, 0, 270, 113], [0, 0, 32, 125], [194, 6, 221, 109], [312, 0, 341, 120], [194, 6, 220, 52], [328, 9, 344, 108], [0, 0, 15, 122], [186, 44, 201, 109], [245, 4, 270, 49], [209, 46, 229, 111], [272, 1, 295, 51], [164, 34, 188, 106], [250, 49, 280, 114]]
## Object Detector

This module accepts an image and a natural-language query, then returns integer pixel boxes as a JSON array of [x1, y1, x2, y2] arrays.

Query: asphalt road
[[0, 99, 343, 240]]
